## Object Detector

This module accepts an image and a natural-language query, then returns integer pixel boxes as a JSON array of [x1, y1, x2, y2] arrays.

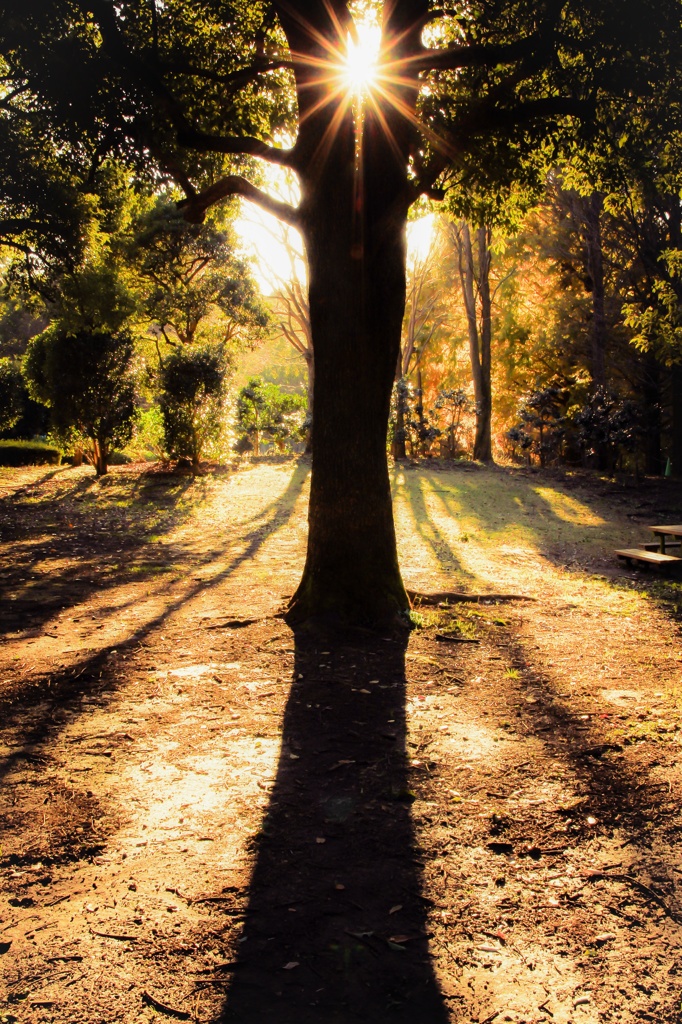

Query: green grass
[[0, 440, 61, 466]]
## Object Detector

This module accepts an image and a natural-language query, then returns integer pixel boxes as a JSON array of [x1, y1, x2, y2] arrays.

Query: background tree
[[236, 376, 306, 456], [261, 223, 314, 451], [133, 198, 268, 358], [23, 327, 137, 475], [393, 231, 450, 458], [450, 221, 494, 461]]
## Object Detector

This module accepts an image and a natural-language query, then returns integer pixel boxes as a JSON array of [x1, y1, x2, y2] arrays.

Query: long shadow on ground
[[0, 464, 310, 792], [220, 633, 448, 1024]]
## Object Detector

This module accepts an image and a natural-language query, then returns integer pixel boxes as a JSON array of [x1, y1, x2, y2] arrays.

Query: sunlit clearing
[[407, 213, 435, 262], [344, 23, 381, 96], [533, 486, 606, 526]]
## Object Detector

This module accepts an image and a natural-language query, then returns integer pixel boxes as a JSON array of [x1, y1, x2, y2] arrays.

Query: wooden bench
[[615, 548, 682, 568]]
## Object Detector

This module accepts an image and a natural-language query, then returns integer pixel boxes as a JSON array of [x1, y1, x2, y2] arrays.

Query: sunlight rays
[[343, 22, 381, 96]]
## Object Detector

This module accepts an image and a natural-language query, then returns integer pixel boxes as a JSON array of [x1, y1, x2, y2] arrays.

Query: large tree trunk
[[286, 72, 412, 628]]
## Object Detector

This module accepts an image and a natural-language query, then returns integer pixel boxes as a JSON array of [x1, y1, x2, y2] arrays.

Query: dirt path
[[1, 460, 682, 1023]]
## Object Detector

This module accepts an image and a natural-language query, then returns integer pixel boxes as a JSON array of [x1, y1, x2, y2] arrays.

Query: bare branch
[[176, 128, 296, 167], [179, 175, 301, 227]]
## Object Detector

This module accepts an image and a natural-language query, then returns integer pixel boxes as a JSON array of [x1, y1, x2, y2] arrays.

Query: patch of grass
[[504, 667, 520, 679]]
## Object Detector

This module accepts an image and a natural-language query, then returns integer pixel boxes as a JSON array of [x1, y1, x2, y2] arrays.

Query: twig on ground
[[408, 590, 534, 607], [579, 871, 679, 921], [142, 990, 191, 1019]]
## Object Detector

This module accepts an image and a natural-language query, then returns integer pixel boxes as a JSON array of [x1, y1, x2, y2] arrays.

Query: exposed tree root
[[407, 589, 535, 607], [435, 633, 480, 644]]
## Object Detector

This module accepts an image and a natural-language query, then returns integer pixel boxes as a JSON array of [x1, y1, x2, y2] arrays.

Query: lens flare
[[343, 24, 381, 96]]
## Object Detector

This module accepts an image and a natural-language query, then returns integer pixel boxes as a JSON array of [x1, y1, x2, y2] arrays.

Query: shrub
[[0, 440, 61, 466], [158, 344, 230, 467]]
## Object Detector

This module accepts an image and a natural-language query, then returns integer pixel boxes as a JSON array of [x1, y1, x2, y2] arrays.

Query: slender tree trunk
[[457, 223, 493, 462], [92, 438, 108, 476], [667, 203, 682, 476], [476, 226, 493, 462], [392, 382, 408, 460], [671, 365, 682, 477], [415, 367, 426, 454], [584, 193, 607, 389]]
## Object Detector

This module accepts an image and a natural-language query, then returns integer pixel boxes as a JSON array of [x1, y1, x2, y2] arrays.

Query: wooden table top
[[648, 524, 682, 536]]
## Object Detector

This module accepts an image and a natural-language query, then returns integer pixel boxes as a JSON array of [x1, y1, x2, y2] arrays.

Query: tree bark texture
[[287, 128, 410, 626], [284, 2, 423, 627]]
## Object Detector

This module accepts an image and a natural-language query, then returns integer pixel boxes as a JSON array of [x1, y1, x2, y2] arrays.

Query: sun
[[343, 23, 381, 97]]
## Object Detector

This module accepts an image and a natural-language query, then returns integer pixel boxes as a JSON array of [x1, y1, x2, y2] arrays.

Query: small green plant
[[504, 667, 520, 679]]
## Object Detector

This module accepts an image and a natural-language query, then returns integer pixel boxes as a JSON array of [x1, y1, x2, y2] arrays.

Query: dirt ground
[[1, 458, 682, 1024]]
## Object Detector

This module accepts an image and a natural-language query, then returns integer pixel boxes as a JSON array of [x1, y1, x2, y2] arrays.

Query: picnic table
[[615, 522, 682, 569], [648, 524, 682, 554]]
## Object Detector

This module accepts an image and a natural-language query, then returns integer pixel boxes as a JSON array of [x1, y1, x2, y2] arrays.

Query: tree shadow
[[0, 462, 311, 789], [219, 633, 449, 1024], [0, 469, 196, 636], [0, 461, 310, 640], [392, 470, 477, 591], [485, 625, 682, 917], [417, 464, 663, 579]]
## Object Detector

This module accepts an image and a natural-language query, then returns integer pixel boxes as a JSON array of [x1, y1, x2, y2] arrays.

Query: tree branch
[[413, 35, 539, 73], [162, 57, 293, 90], [179, 176, 301, 227], [176, 128, 296, 167]]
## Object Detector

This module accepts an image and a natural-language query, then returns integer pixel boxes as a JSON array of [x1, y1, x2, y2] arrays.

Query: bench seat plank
[[616, 548, 682, 565]]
